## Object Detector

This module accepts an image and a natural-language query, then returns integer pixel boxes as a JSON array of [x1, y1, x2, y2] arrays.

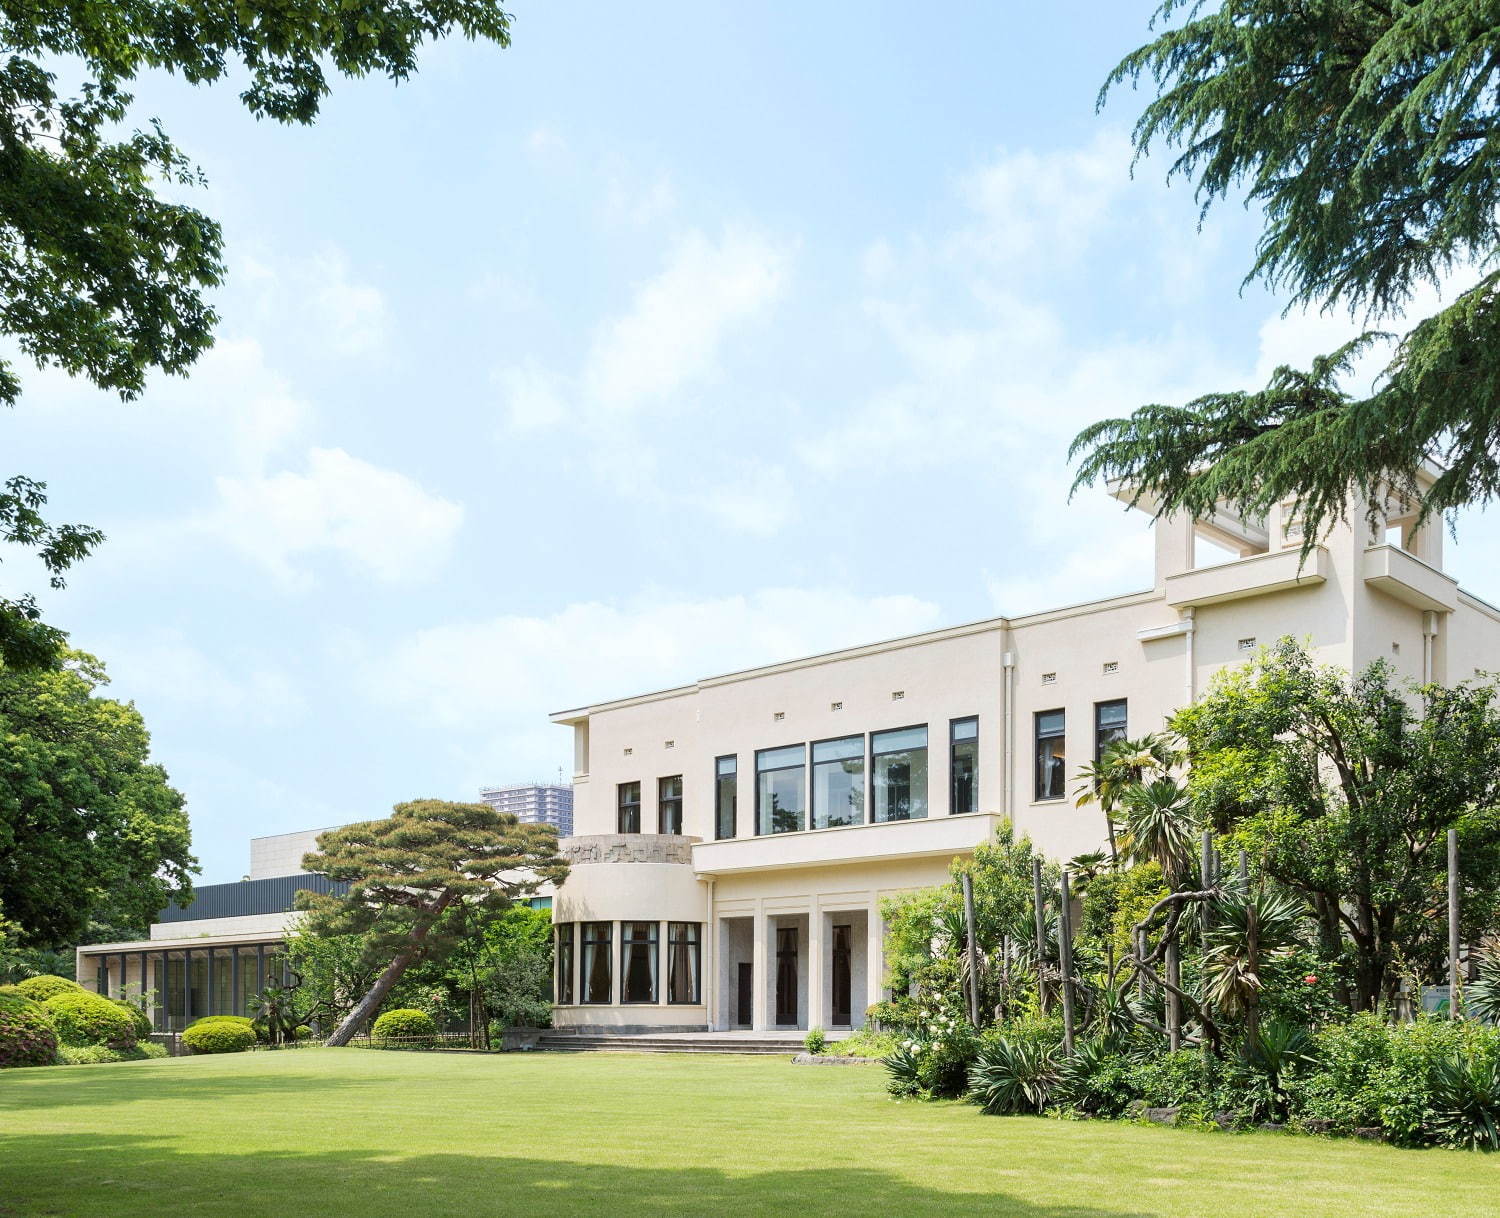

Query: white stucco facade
[[549, 490, 1500, 1033]]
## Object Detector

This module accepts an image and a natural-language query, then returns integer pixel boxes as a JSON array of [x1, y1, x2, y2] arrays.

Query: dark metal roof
[[155, 873, 348, 923]]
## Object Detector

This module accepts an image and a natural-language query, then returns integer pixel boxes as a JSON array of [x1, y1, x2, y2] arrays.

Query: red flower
[[1303, 974, 1318, 985]]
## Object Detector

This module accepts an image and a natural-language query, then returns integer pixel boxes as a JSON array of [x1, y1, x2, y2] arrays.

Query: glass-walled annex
[[555, 920, 701, 1008], [89, 942, 290, 1032]]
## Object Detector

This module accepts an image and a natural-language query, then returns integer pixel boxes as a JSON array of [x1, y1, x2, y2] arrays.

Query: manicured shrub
[[804, 1027, 826, 1055], [15, 975, 82, 1003], [114, 999, 152, 1039], [57, 1042, 169, 1065], [372, 1008, 436, 1044], [183, 1018, 256, 1054], [836, 1028, 897, 1059], [0, 992, 59, 1068], [44, 990, 138, 1047]]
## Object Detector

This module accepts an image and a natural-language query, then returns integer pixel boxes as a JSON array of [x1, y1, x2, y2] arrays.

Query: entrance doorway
[[736, 962, 753, 1027], [832, 923, 852, 1025], [775, 927, 798, 1025]]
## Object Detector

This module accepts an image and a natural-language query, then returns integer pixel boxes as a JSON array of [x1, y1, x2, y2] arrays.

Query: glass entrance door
[[736, 962, 753, 1027], [832, 924, 852, 1025], [775, 927, 798, 1025]]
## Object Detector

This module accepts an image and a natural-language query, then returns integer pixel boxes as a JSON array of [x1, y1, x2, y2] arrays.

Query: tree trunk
[[324, 947, 424, 1046]]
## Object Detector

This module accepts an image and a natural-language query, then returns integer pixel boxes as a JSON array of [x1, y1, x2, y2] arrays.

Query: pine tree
[[298, 800, 568, 1047], [1072, 2, 1500, 538]]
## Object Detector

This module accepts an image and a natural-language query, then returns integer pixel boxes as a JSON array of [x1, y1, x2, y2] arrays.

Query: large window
[[621, 921, 659, 1004], [756, 745, 806, 835], [950, 717, 978, 815], [582, 922, 612, 1004], [556, 923, 575, 1005], [811, 735, 864, 828], [667, 922, 701, 1004], [1035, 709, 1066, 801], [715, 756, 737, 839], [1095, 699, 1128, 761], [872, 725, 928, 822], [617, 781, 641, 834], [658, 775, 683, 834]]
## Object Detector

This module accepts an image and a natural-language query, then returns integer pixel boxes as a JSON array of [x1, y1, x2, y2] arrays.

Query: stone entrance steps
[[535, 1033, 818, 1056]]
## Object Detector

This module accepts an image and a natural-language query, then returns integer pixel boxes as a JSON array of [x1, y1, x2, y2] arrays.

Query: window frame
[[581, 921, 613, 1005], [714, 755, 737, 840], [667, 921, 701, 1005], [616, 781, 641, 834], [810, 733, 866, 830], [658, 774, 683, 835], [1094, 699, 1128, 763], [870, 723, 930, 823], [555, 922, 575, 1005], [1034, 708, 1066, 802], [949, 716, 979, 816], [755, 743, 808, 836], [619, 920, 660, 1005]]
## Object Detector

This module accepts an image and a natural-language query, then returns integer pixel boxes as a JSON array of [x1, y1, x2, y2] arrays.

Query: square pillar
[[807, 908, 827, 1031], [865, 906, 885, 1015], [751, 906, 769, 1032]]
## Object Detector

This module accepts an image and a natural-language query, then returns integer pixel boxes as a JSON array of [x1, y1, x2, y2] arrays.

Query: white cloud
[[368, 587, 947, 730], [95, 629, 304, 725], [601, 171, 678, 228], [210, 447, 463, 585], [308, 250, 388, 356]]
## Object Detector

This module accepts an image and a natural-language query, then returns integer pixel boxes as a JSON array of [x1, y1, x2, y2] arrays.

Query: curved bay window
[[756, 745, 806, 835], [872, 725, 928, 821], [658, 775, 683, 834], [950, 717, 978, 815], [555, 923, 575, 1005], [811, 735, 864, 828], [667, 922, 701, 1004], [621, 921, 659, 1004], [582, 922, 612, 1004]]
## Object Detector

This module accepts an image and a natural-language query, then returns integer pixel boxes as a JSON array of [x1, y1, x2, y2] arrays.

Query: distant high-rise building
[[479, 782, 574, 837]]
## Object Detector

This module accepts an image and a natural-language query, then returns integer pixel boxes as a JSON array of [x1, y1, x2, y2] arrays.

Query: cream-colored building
[[549, 488, 1500, 1034]]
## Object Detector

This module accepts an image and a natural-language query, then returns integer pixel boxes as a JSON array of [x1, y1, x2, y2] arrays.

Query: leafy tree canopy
[[0, 649, 195, 947], [0, 0, 514, 666], [1072, 1, 1500, 541], [298, 799, 567, 1045]]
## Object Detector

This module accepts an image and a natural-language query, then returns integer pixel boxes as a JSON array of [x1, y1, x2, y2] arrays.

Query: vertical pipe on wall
[[1423, 610, 1439, 684], [1183, 607, 1196, 705], [1002, 649, 1015, 818]]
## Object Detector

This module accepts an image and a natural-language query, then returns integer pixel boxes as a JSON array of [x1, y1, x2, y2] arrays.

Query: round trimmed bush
[[0, 992, 59, 1068], [182, 1018, 256, 1055], [44, 990, 138, 1047], [372, 1008, 436, 1043], [15, 975, 82, 1003], [113, 999, 152, 1039]]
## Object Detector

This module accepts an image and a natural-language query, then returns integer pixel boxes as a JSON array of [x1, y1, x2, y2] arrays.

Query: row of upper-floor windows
[[1035, 698, 1128, 801]]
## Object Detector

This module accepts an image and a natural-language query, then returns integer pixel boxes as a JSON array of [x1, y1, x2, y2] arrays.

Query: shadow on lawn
[[4, 1133, 1156, 1218], [0, 1065, 382, 1113]]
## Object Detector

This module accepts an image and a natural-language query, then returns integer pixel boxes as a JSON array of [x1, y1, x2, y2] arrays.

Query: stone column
[[807, 907, 827, 1031], [865, 906, 885, 1015], [751, 905, 769, 1032]]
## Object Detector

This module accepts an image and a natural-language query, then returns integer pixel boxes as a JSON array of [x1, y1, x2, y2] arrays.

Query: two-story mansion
[[548, 485, 1500, 1035]]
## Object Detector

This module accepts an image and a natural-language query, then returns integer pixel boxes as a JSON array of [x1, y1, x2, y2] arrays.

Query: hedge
[[0, 992, 59, 1068], [57, 1042, 169, 1066], [183, 1019, 256, 1054], [44, 990, 138, 1047], [15, 975, 82, 1003], [372, 1009, 436, 1043], [114, 999, 153, 1039]]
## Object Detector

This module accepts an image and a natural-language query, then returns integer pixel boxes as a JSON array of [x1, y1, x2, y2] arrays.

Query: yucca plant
[[967, 1035, 1058, 1115], [884, 1045, 924, 1098], [1468, 954, 1500, 1026], [1117, 777, 1197, 884], [1202, 883, 1309, 1035], [1074, 733, 1182, 864], [1428, 1053, 1500, 1151]]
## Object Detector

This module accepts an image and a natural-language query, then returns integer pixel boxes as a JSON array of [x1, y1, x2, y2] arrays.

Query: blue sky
[[13, 2, 1500, 883]]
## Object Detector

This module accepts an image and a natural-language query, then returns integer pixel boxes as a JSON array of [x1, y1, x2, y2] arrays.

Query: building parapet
[[691, 812, 1003, 876], [560, 833, 700, 866]]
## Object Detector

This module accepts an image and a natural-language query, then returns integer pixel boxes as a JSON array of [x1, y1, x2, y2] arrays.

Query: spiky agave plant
[[1468, 953, 1500, 1026], [1428, 1053, 1500, 1150], [1202, 883, 1310, 1033], [1118, 777, 1197, 884], [967, 1035, 1058, 1115]]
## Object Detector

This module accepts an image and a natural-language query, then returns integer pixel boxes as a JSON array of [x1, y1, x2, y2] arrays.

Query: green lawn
[[1, 1048, 1494, 1217]]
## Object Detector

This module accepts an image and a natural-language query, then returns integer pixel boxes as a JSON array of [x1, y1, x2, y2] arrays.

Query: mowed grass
[[2, 1049, 1495, 1218]]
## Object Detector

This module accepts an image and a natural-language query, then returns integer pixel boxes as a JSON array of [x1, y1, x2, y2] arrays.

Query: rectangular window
[[872, 725, 928, 822], [658, 775, 683, 835], [1094, 699, 1128, 761], [621, 921, 659, 1004], [582, 922, 612, 1004], [715, 756, 737, 839], [556, 923, 575, 1005], [756, 745, 806, 835], [617, 781, 641, 834], [950, 717, 978, 815], [811, 735, 865, 829], [1035, 709, 1066, 801], [667, 922, 701, 1004]]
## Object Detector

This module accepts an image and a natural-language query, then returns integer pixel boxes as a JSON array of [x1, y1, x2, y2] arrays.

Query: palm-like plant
[[1202, 883, 1308, 1035], [1117, 776, 1197, 884], [1468, 952, 1500, 1026], [1074, 734, 1182, 864]]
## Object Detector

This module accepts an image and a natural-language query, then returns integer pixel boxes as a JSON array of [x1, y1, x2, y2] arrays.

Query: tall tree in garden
[[0, 0, 516, 668], [1175, 639, 1500, 1010], [299, 800, 568, 1047], [0, 650, 195, 946], [1071, 2, 1500, 540]]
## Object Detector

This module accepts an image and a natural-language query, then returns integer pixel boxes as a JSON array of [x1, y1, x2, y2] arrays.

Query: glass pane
[[873, 747, 928, 821], [1037, 732, 1066, 800], [659, 775, 682, 800], [757, 744, 805, 771], [1096, 700, 1127, 729], [812, 757, 865, 829], [812, 735, 863, 763], [758, 765, 805, 834], [583, 923, 612, 1004], [873, 725, 927, 754], [1037, 710, 1065, 737], [716, 756, 737, 777], [668, 923, 699, 1004], [951, 717, 978, 741], [715, 769, 737, 839], [622, 922, 657, 1004], [951, 737, 978, 815]]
